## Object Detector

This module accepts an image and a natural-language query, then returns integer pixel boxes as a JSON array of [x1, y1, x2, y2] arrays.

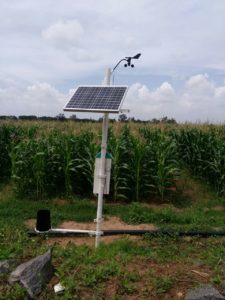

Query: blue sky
[[0, 0, 225, 122]]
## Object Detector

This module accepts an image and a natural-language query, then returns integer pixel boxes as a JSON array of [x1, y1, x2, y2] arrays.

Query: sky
[[0, 0, 225, 123]]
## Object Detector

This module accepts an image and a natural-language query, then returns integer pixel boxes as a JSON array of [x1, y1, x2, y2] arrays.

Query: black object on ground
[[36, 210, 51, 232]]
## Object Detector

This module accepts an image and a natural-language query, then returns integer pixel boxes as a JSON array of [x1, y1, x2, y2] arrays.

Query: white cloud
[[152, 82, 176, 103], [1, 73, 225, 122], [125, 74, 225, 122], [215, 86, 225, 99], [1, 1, 225, 122], [0, 81, 65, 116], [185, 74, 214, 99], [42, 19, 84, 48]]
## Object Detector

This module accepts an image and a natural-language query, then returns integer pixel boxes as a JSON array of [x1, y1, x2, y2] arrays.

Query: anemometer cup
[[124, 63, 134, 68], [36, 209, 51, 232]]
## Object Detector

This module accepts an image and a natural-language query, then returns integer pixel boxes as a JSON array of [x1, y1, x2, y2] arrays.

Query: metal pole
[[95, 68, 111, 248]]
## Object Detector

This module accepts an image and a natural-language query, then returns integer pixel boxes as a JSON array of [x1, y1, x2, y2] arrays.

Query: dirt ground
[[25, 216, 157, 247], [25, 216, 224, 299]]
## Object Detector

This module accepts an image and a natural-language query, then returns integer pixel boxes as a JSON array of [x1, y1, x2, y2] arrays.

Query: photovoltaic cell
[[63, 86, 128, 113]]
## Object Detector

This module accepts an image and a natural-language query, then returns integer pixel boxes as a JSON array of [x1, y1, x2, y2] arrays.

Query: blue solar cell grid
[[64, 86, 127, 113]]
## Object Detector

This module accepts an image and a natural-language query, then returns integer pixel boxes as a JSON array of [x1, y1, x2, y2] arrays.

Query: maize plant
[[140, 128, 179, 201], [11, 140, 38, 198], [108, 126, 139, 201], [173, 127, 225, 196], [0, 125, 12, 182], [4, 123, 180, 201], [108, 126, 179, 202], [0, 124, 36, 182], [63, 136, 77, 197], [11, 131, 97, 199], [43, 133, 66, 197], [71, 131, 97, 196]]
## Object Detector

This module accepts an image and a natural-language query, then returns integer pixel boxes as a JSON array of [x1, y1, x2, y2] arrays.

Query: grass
[[1, 175, 225, 299], [152, 275, 175, 294], [106, 198, 225, 231]]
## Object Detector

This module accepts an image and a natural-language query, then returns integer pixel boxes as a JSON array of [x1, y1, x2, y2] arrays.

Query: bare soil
[[60, 216, 157, 231], [25, 216, 225, 299], [25, 216, 157, 247], [44, 254, 219, 300]]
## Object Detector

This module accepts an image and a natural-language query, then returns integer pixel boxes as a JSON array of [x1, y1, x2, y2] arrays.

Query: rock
[[0, 260, 18, 275], [9, 249, 53, 299], [185, 285, 225, 300]]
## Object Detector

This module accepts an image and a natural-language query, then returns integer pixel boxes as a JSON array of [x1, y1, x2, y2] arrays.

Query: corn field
[[174, 127, 225, 195], [2, 122, 225, 201], [0, 124, 37, 182]]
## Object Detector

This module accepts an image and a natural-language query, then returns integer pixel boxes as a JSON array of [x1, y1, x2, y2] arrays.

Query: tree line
[[0, 114, 177, 124]]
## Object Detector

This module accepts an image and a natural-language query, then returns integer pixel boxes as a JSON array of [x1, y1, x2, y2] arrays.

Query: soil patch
[[52, 198, 67, 206], [35, 216, 157, 247], [60, 216, 157, 231], [24, 219, 36, 228]]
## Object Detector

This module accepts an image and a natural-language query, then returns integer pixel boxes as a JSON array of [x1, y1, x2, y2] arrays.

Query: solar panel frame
[[63, 85, 128, 113]]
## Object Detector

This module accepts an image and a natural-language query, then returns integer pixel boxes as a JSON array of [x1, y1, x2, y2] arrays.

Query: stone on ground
[[185, 285, 225, 300], [0, 260, 18, 275], [8, 249, 53, 299]]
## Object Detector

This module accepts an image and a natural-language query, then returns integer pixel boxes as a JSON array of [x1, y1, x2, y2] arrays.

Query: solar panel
[[63, 86, 128, 113]]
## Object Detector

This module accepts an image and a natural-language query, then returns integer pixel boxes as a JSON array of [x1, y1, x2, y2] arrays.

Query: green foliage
[[1, 283, 29, 300], [0, 123, 179, 201], [120, 202, 188, 225], [2, 186, 225, 299], [108, 126, 179, 202], [0, 124, 36, 183], [114, 201, 225, 231], [0, 227, 28, 260], [141, 128, 179, 200], [152, 275, 174, 294], [6, 122, 225, 201], [174, 127, 225, 196], [81, 262, 121, 287], [11, 131, 96, 199]]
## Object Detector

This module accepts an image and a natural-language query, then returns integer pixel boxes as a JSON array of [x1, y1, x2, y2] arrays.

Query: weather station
[[29, 53, 223, 248], [64, 53, 141, 247], [32, 54, 142, 248]]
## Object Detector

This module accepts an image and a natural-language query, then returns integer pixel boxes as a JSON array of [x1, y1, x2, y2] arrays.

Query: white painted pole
[[95, 68, 111, 248]]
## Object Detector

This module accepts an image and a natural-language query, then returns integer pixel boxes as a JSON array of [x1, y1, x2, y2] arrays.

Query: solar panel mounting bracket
[[119, 108, 130, 113]]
